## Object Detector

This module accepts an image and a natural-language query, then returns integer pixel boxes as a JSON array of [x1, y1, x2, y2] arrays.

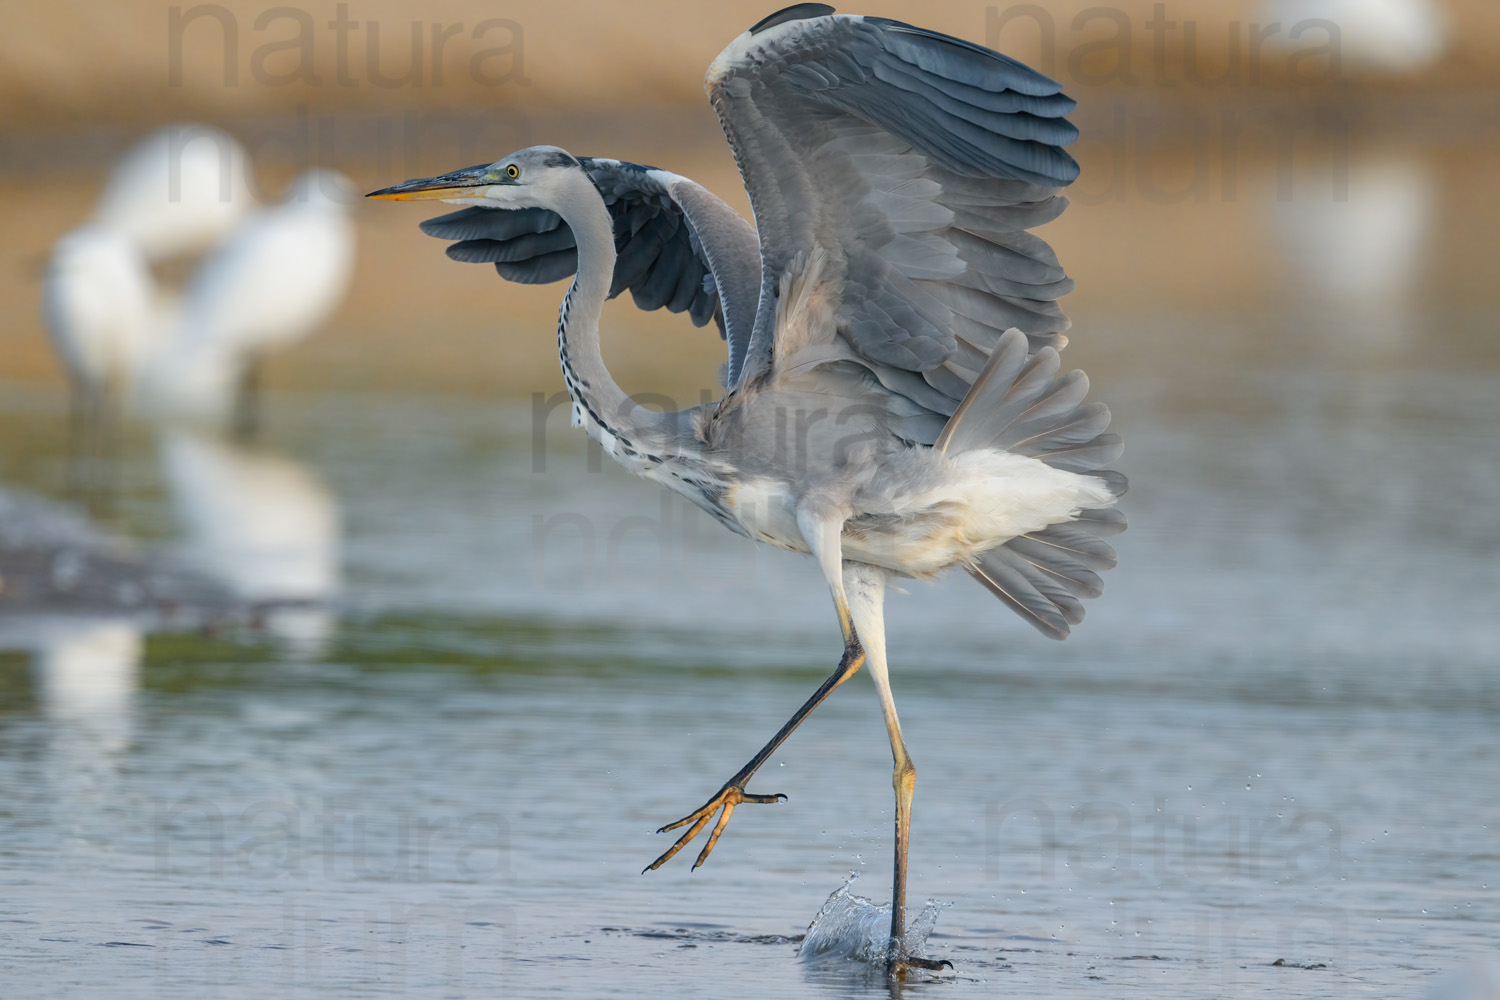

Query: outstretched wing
[[708, 6, 1080, 433], [419, 158, 762, 387]]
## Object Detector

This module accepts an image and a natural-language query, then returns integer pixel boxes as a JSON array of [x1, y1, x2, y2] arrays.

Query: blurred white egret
[[40, 225, 155, 431], [1260, 0, 1447, 73], [91, 123, 255, 261], [1267, 152, 1433, 350], [43, 123, 248, 435], [138, 169, 357, 431], [1270, 154, 1433, 301], [42, 164, 356, 434]]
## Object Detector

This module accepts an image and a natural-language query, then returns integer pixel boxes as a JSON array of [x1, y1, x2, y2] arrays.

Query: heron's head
[[366, 146, 585, 211]]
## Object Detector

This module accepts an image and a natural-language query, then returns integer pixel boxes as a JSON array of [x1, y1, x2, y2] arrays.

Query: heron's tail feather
[[967, 511, 1124, 640], [969, 544, 1082, 639], [937, 327, 1126, 638]]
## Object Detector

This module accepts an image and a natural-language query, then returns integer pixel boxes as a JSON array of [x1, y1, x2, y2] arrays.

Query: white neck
[[550, 171, 663, 459]]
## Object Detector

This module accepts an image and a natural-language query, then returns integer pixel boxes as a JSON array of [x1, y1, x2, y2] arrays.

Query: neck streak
[[551, 171, 661, 459]]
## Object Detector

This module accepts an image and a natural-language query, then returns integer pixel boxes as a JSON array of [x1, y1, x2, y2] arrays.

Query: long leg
[[231, 352, 262, 441], [645, 505, 865, 873], [845, 562, 951, 975], [93, 372, 125, 514], [64, 379, 93, 499], [65, 377, 114, 515]]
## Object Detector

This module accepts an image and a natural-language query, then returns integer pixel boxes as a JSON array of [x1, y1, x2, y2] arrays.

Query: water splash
[[799, 873, 948, 966]]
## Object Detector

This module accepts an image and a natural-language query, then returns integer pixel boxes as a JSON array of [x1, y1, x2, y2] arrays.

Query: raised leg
[[645, 504, 865, 873], [643, 639, 864, 872], [844, 562, 952, 976]]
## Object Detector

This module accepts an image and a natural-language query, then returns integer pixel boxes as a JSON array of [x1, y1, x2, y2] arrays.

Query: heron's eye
[[506, 165, 520, 179]]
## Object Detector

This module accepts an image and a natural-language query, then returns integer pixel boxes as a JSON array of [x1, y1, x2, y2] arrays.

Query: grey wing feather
[[421, 205, 580, 283], [417, 158, 760, 385], [420, 205, 560, 242], [664, 176, 763, 386], [707, 12, 1080, 424], [936, 327, 1126, 635]]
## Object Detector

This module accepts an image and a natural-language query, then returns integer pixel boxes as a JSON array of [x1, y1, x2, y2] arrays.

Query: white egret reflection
[[30, 617, 142, 754], [159, 429, 341, 657]]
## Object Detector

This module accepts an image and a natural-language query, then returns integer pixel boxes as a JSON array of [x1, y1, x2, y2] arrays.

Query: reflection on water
[[2, 420, 342, 681], [29, 617, 140, 756], [31, 618, 141, 718], [160, 429, 341, 655]]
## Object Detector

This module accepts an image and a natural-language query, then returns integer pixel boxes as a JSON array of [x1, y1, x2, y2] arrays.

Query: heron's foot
[[644, 782, 785, 873], [886, 953, 955, 978]]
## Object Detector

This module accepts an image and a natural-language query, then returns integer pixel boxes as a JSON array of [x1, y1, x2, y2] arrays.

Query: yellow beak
[[366, 166, 494, 201]]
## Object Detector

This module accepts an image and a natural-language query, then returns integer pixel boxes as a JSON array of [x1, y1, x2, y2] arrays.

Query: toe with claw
[[644, 783, 786, 873], [887, 953, 955, 978]]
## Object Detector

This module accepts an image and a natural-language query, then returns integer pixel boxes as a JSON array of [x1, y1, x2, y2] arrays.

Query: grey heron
[[370, 3, 1125, 974]]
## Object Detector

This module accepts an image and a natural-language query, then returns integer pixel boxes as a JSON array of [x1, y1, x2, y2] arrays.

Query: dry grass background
[[5, 0, 1500, 129]]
